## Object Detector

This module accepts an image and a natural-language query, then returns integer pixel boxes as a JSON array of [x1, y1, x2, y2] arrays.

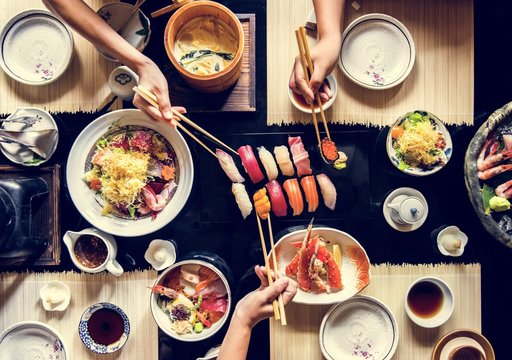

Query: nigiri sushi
[[288, 136, 312, 177], [316, 174, 337, 210], [265, 180, 287, 217], [274, 146, 295, 176], [283, 178, 304, 216], [258, 146, 279, 181], [253, 188, 271, 220], [216, 149, 245, 183], [232, 183, 253, 219], [238, 145, 264, 183], [300, 175, 319, 212]]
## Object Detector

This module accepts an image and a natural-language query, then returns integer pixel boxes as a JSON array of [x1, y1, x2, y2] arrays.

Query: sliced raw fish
[[238, 145, 264, 183], [283, 178, 304, 216], [265, 180, 287, 217], [258, 146, 279, 180], [300, 175, 319, 212], [217, 149, 245, 183], [288, 136, 312, 177], [232, 183, 253, 219], [316, 173, 337, 210], [273, 145, 295, 176]]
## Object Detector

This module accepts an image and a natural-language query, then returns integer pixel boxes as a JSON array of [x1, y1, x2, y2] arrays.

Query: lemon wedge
[[333, 245, 342, 268]]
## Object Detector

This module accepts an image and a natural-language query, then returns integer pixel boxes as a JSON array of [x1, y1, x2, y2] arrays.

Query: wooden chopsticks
[[132, 86, 238, 159], [151, 0, 195, 18], [295, 27, 332, 146], [255, 212, 287, 325]]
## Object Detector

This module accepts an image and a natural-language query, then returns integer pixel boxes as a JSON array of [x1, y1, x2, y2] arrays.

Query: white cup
[[109, 66, 139, 101]]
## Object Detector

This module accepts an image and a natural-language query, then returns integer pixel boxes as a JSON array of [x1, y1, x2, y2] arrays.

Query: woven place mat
[[267, 0, 474, 127], [0, 270, 158, 360], [270, 263, 481, 359], [0, 0, 122, 115]]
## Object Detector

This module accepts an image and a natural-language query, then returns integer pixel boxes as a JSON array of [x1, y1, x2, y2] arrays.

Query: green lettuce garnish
[[482, 184, 495, 215]]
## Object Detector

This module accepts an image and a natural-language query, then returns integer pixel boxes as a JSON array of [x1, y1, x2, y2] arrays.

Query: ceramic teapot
[[387, 194, 426, 225], [63, 227, 123, 276]]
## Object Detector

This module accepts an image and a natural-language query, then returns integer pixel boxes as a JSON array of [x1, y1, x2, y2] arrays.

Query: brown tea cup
[[449, 345, 486, 360]]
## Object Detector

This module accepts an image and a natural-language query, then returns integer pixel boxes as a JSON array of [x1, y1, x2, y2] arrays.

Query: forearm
[[217, 320, 252, 360], [313, 0, 345, 42]]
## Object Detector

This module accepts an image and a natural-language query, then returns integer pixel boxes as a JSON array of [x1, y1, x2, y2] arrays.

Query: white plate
[[66, 109, 194, 237], [382, 187, 429, 232], [320, 295, 399, 360], [271, 227, 371, 305], [0, 321, 68, 360], [0, 10, 74, 85], [0, 107, 59, 166], [339, 13, 415, 90]]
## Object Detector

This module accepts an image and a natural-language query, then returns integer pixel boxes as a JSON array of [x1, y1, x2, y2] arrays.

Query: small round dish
[[436, 226, 468, 257], [386, 110, 453, 176], [320, 295, 399, 360], [144, 239, 177, 271], [0, 10, 74, 85], [432, 329, 495, 360], [339, 13, 415, 90], [40, 281, 71, 312], [383, 187, 429, 232], [0, 321, 68, 359], [96, 3, 151, 61], [0, 107, 59, 166], [288, 73, 338, 114]]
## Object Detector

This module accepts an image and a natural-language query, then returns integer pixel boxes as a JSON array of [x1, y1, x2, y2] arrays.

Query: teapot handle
[[106, 259, 124, 276]]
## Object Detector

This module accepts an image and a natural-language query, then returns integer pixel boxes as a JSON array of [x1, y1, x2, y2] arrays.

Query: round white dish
[[339, 13, 415, 90], [0, 107, 59, 166], [145, 239, 177, 271], [40, 281, 71, 312], [383, 187, 429, 232], [0, 10, 74, 85], [271, 227, 371, 305], [386, 111, 453, 176], [437, 226, 468, 257], [66, 109, 194, 237], [0, 321, 68, 359], [320, 295, 399, 360], [288, 73, 338, 114]]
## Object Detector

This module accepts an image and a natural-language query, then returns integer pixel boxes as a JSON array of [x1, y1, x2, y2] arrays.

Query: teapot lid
[[399, 197, 425, 223]]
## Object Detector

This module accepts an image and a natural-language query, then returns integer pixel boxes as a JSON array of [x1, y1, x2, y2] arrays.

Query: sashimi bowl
[[150, 259, 231, 342], [271, 226, 371, 305]]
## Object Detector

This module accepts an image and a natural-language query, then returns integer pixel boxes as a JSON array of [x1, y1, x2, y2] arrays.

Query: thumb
[[158, 96, 173, 121], [261, 278, 289, 302], [309, 69, 326, 95]]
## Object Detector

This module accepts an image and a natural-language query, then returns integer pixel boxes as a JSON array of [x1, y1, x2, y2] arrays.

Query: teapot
[[387, 194, 426, 225], [63, 227, 123, 276]]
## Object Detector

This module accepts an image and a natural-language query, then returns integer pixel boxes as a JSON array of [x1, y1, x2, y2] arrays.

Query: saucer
[[382, 187, 428, 232], [432, 329, 495, 360]]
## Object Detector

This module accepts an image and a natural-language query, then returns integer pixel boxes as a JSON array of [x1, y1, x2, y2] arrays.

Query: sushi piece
[[238, 145, 264, 183], [283, 179, 304, 216], [316, 174, 337, 210], [274, 146, 295, 176], [288, 136, 312, 177], [265, 180, 288, 217], [258, 146, 279, 181], [216, 149, 245, 183], [232, 183, 253, 219], [321, 137, 339, 161], [300, 175, 319, 212], [253, 188, 271, 220]]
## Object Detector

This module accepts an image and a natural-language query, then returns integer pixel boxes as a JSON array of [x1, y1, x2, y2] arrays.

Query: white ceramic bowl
[[66, 109, 194, 237], [405, 276, 454, 328], [0, 10, 74, 85], [150, 259, 231, 342], [320, 295, 399, 360], [109, 66, 139, 100], [437, 226, 468, 257], [288, 73, 337, 114], [338, 13, 415, 90]]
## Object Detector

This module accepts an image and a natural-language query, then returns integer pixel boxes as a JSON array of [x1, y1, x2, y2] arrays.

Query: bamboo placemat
[[0, 0, 122, 115], [267, 0, 474, 127], [270, 263, 481, 359], [0, 270, 158, 360]]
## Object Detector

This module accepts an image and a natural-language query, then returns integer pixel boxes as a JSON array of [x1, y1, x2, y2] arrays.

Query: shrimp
[[478, 164, 512, 180], [477, 150, 512, 171], [495, 180, 512, 199], [141, 181, 177, 211], [151, 284, 180, 300]]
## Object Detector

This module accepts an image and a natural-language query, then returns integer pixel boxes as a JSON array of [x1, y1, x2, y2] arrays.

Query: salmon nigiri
[[300, 175, 319, 212], [283, 178, 304, 216]]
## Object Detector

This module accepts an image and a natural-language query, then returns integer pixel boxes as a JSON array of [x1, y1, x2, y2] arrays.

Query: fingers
[[133, 94, 164, 122], [282, 278, 298, 305], [261, 277, 289, 303], [254, 265, 269, 288]]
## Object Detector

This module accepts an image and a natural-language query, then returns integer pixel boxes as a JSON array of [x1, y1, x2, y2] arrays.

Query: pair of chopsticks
[[132, 86, 237, 159], [295, 27, 332, 149], [255, 212, 287, 325], [151, 0, 195, 18]]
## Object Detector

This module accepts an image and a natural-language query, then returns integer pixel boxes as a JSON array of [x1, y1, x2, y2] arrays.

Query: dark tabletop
[[2, 0, 512, 359]]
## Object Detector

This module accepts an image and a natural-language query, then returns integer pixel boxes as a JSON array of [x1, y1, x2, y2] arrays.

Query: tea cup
[[63, 227, 123, 276], [109, 66, 139, 101], [449, 345, 486, 360]]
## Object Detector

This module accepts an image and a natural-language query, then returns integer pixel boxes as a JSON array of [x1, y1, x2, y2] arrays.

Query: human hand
[[232, 265, 297, 329], [289, 38, 341, 104]]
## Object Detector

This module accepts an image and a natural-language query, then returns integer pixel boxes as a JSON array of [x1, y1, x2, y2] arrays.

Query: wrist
[[232, 306, 258, 330]]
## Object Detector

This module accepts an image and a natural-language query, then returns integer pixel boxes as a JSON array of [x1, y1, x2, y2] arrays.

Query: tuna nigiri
[[300, 175, 319, 212], [288, 136, 312, 177], [216, 149, 245, 183], [253, 188, 271, 220], [232, 183, 253, 219], [258, 146, 279, 181], [283, 178, 304, 216], [238, 145, 264, 183], [316, 174, 337, 210], [265, 180, 287, 217], [273, 145, 295, 176]]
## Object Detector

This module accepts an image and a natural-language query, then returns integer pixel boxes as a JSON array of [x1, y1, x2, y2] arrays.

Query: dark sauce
[[87, 308, 124, 345], [74, 235, 108, 269], [291, 79, 330, 110], [407, 281, 444, 318], [449, 346, 485, 360]]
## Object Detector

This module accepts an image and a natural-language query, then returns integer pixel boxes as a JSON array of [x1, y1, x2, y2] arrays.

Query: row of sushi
[[217, 135, 314, 184], [231, 174, 337, 219]]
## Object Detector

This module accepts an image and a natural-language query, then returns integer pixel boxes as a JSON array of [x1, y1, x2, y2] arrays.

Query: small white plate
[[320, 295, 399, 360], [383, 187, 429, 232], [0, 10, 74, 85], [339, 13, 415, 90], [0, 321, 68, 359], [0, 107, 59, 166]]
